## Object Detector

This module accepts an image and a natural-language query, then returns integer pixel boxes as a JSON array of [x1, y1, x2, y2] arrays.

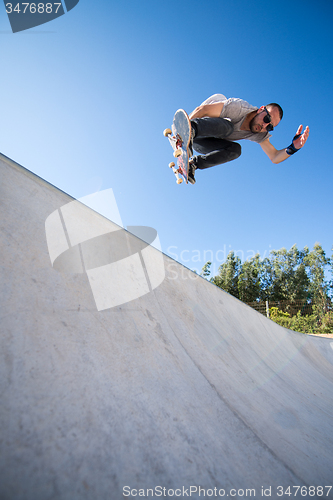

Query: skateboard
[[163, 109, 192, 184]]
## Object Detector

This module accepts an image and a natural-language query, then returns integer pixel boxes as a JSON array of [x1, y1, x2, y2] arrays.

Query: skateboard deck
[[163, 109, 192, 184]]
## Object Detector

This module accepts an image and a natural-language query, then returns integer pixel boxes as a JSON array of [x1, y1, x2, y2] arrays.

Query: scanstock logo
[[45, 189, 165, 311], [3, 0, 79, 33]]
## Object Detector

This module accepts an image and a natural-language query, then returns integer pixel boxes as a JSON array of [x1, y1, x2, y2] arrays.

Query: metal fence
[[246, 299, 320, 318]]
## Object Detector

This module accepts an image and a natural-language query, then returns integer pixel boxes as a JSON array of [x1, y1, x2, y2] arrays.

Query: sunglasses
[[263, 107, 274, 132]]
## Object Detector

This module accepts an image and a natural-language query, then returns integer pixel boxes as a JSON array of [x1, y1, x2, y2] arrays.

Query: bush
[[269, 307, 333, 334], [317, 312, 333, 335]]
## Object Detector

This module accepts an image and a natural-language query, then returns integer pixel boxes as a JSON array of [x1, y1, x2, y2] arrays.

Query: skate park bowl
[[1, 152, 333, 499]]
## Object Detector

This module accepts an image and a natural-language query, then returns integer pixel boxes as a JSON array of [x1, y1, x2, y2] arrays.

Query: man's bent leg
[[192, 138, 241, 170], [191, 117, 234, 139]]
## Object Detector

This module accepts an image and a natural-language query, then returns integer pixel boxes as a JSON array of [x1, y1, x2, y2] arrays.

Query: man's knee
[[230, 142, 241, 160], [192, 117, 234, 139]]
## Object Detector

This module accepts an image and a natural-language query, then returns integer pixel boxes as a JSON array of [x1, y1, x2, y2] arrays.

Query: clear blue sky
[[1, 0, 332, 276]]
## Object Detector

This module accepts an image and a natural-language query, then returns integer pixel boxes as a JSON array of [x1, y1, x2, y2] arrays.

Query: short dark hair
[[267, 103, 283, 120]]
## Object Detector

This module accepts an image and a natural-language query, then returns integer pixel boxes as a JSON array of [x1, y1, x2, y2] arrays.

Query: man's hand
[[293, 124, 310, 149], [260, 124, 310, 163]]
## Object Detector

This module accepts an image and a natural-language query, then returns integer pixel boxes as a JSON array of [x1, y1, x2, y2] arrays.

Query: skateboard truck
[[164, 129, 183, 158], [175, 134, 183, 154], [164, 129, 185, 183], [169, 162, 183, 184]]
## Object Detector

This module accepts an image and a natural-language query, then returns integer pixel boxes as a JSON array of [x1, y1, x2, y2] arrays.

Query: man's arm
[[260, 124, 310, 164], [189, 102, 224, 120]]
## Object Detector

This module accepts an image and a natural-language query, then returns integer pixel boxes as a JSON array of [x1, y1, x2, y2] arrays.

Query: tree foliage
[[202, 243, 332, 334], [211, 251, 241, 298]]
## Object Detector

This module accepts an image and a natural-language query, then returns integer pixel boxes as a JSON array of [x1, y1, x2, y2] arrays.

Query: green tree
[[211, 251, 241, 298], [237, 254, 262, 303], [304, 243, 330, 318], [200, 261, 212, 279], [329, 246, 333, 301], [203, 244, 332, 327], [267, 245, 309, 302], [258, 256, 273, 301]]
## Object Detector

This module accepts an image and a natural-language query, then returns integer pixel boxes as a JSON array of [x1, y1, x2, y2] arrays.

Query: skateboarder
[[187, 94, 310, 184]]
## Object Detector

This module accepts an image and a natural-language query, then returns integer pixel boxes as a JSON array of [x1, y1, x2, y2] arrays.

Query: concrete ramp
[[1, 153, 333, 500]]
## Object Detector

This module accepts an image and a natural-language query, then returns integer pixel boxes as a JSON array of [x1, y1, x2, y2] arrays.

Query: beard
[[249, 115, 261, 133]]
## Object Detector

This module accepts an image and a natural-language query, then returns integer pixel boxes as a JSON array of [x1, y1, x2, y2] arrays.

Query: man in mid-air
[[187, 94, 310, 184]]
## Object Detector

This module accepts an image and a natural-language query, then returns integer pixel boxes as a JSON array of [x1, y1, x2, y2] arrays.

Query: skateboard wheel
[[173, 149, 182, 158], [169, 162, 175, 168], [176, 178, 183, 184], [163, 128, 172, 137]]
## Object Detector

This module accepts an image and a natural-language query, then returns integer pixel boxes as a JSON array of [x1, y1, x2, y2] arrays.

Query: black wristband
[[286, 134, 301, 155]]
